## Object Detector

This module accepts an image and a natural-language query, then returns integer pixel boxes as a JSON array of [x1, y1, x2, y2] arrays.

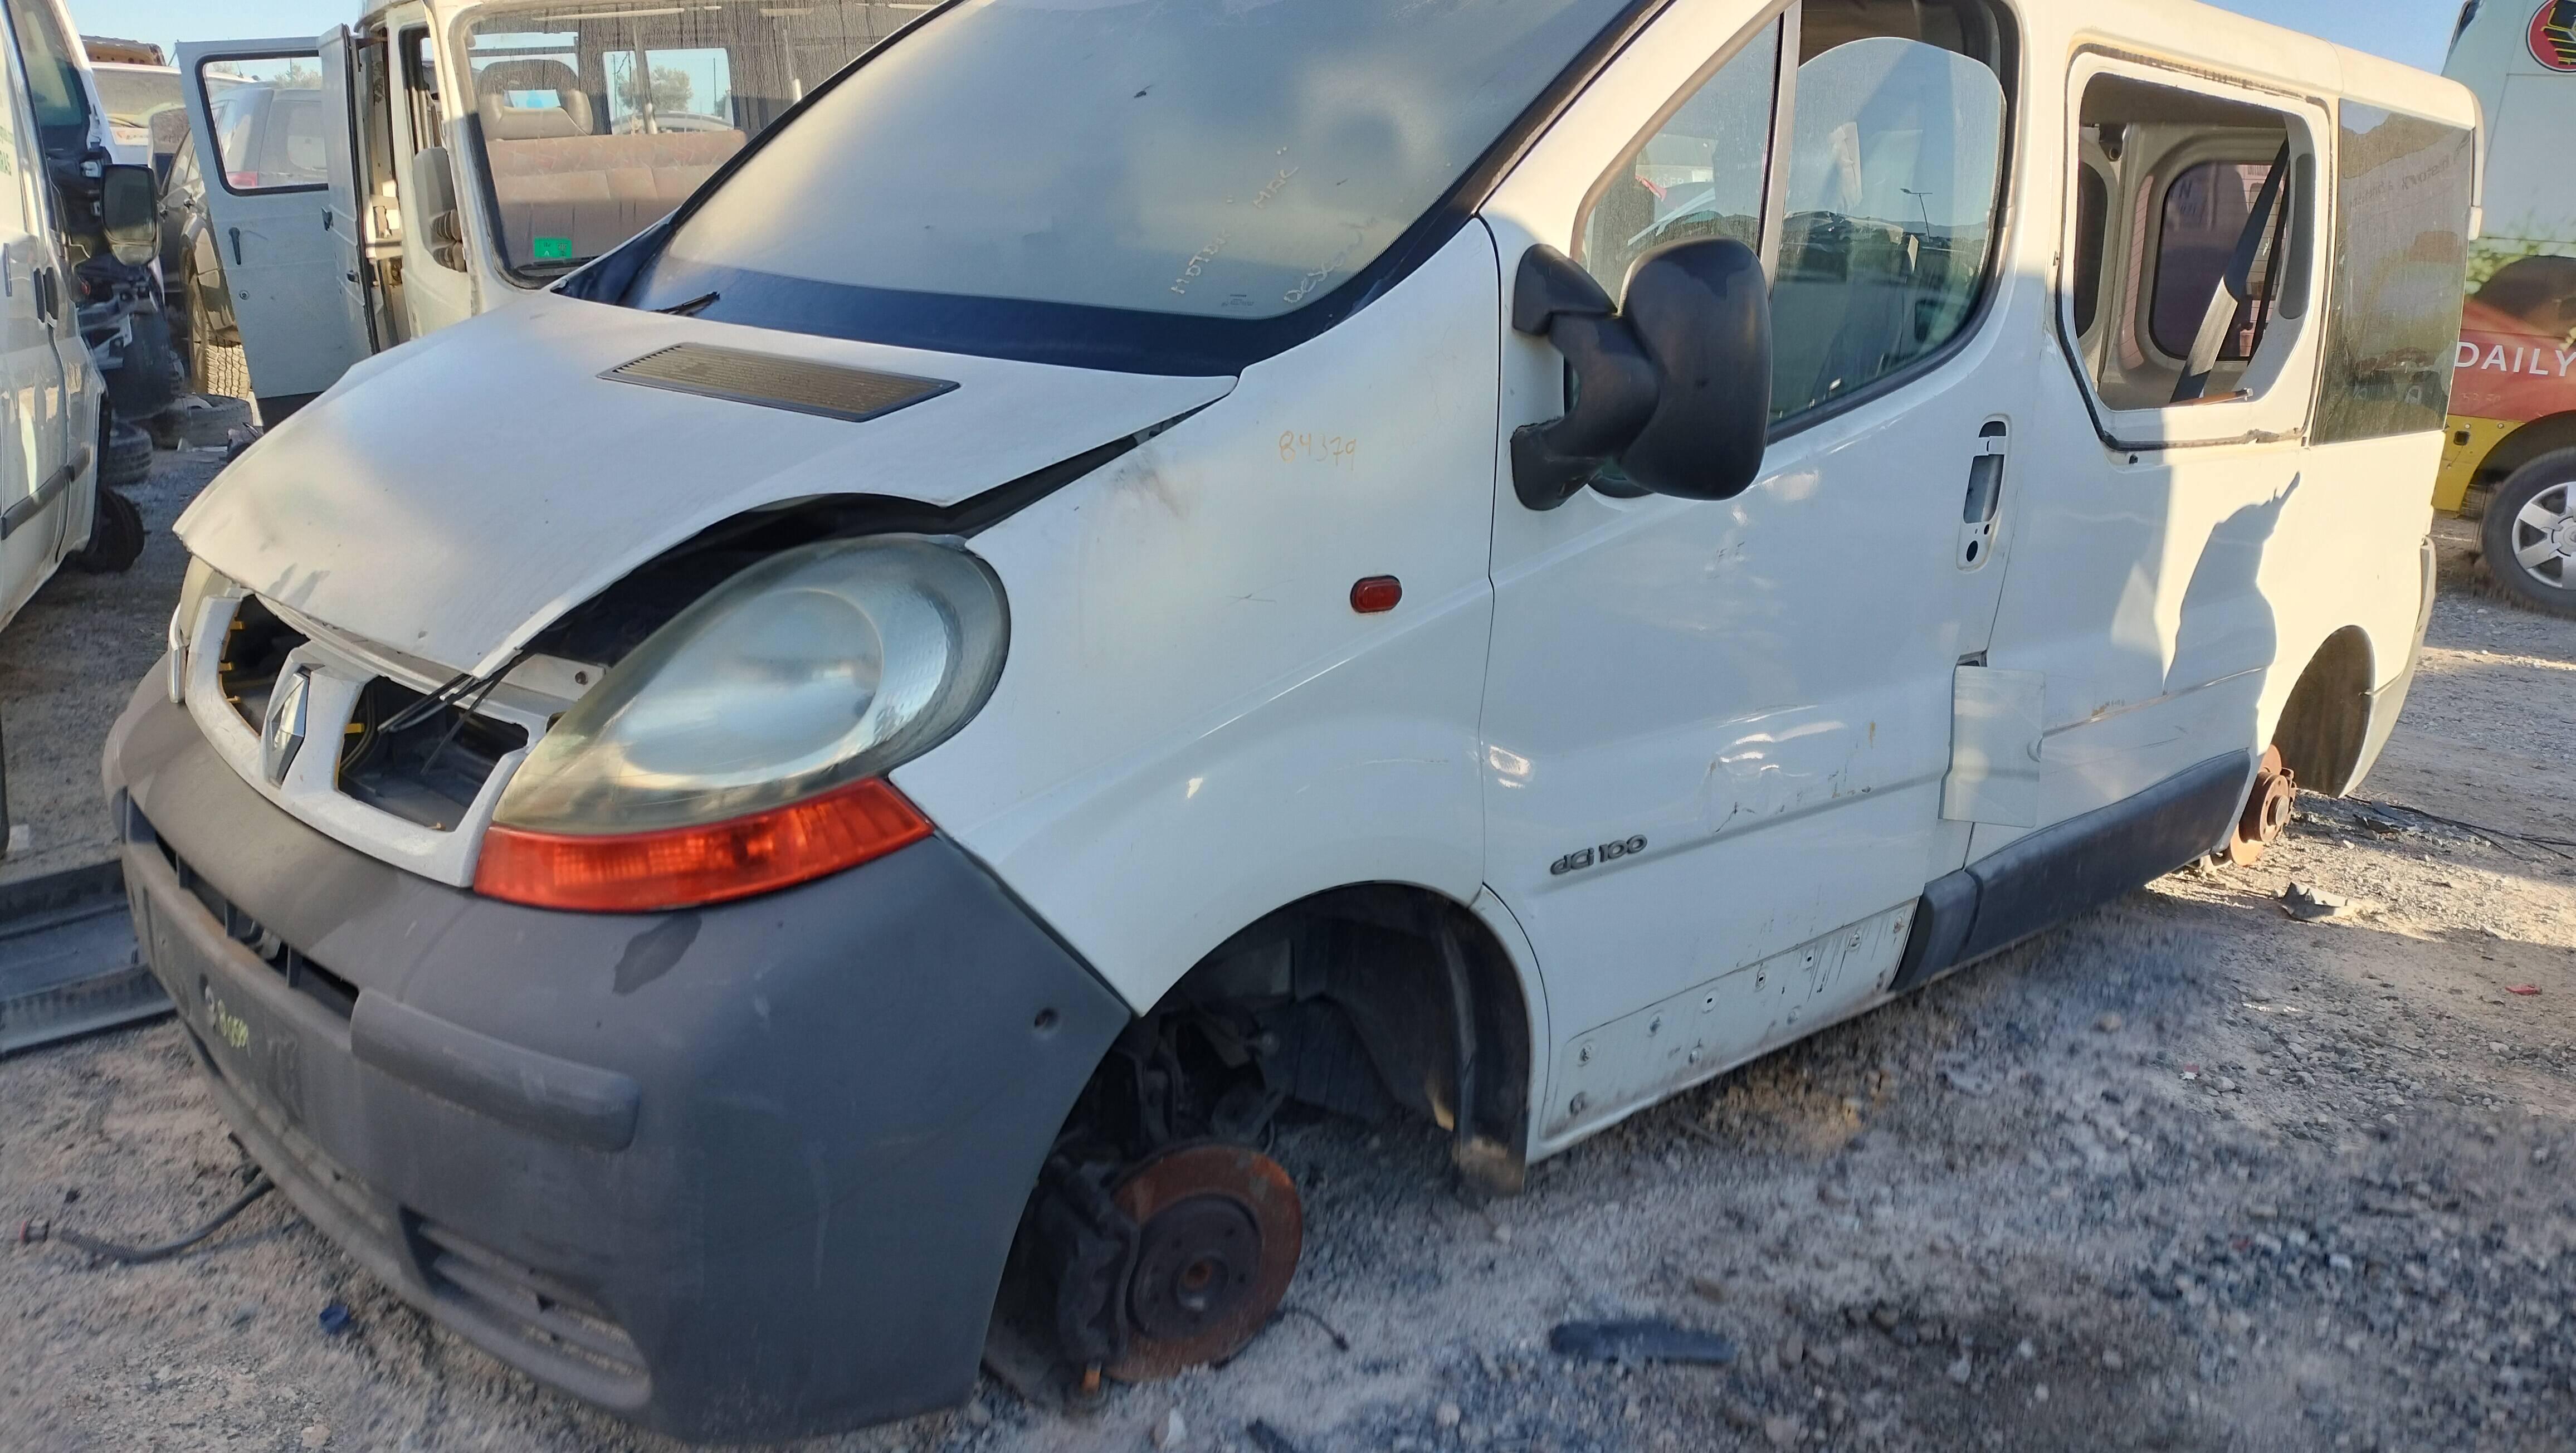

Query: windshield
[[460, 0, 916, 279], [642, 0, 1632, 334], [95, 66, 180, 128]]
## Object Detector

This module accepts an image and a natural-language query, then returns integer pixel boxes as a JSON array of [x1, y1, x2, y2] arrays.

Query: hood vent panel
[[602, 344, 957, 423]]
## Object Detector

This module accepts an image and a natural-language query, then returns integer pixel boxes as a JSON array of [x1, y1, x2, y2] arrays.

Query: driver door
[[177, 33, 371, 422], [1476, 0, 2036, 1146]]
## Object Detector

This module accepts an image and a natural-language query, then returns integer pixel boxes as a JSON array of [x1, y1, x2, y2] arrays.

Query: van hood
[[177, 293, 1233, 675]]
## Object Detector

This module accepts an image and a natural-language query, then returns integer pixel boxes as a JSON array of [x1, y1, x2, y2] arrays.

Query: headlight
[[475, 535, 1008, 911]]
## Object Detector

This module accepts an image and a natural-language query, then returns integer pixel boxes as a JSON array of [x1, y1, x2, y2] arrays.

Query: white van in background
[[114, 0, 2476, 1440], [89, 58, 180, 169], [0, 0, 161, 630], [174, 0, 919, 423]]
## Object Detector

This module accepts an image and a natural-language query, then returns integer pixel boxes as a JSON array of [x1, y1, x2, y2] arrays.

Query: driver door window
[[1574, 1, 2011, 432], [1577, 22, 1778, 296]]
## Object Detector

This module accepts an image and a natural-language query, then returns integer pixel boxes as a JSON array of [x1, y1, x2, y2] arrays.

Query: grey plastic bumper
[[103, 671, 1131, 1442]]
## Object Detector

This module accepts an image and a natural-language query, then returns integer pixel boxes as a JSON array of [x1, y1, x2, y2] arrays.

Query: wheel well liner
[[1163, 884, 1533, 1192]]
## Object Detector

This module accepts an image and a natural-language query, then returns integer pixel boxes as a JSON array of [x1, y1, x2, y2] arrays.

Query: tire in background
[[2479, 447, 2576, 619], [69, 406, 147, 575], [68, 486, 143, 574], [101, 418, 153, 489]]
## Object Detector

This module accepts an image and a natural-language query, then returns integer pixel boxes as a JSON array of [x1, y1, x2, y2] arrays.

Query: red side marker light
[[474, 777, 931, 913], [1350, 575, 1402, 613]]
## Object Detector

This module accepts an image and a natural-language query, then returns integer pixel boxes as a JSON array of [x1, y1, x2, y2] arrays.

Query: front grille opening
[[217, 597, 308, 734], [405, 1213, 648, 1384], [338, 678, 530, 832], [149, 827, 358, 1020]]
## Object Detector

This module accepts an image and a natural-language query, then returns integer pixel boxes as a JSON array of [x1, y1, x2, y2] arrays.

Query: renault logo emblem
[[260, 668, 311, 786]]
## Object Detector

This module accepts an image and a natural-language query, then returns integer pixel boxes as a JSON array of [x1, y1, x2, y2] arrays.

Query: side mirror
[[100, 164, 157, 265], [1509, 239, 1772, 510]]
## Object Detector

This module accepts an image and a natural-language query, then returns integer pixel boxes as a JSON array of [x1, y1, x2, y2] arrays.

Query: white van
[[0, 0, 158, 631], [110, 0, 2475, 1439], [173, 0, 912, 423]]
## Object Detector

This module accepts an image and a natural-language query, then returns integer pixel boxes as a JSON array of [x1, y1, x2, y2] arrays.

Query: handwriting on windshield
[[1284, 235, 1367, 306], [1170, 231, 1232, 297]]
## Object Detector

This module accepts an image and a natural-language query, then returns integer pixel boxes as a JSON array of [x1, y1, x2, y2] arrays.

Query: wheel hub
[[1103, 1143, 1302, 1382], [2228, 745, 2296, 866]]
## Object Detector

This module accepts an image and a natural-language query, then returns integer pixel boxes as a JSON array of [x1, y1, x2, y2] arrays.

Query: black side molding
[[0, 445, 91, 538], [351, 992, 641, 1152], [1892, 750, 2251, 993]]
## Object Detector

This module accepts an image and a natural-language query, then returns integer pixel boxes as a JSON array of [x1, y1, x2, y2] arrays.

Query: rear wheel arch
[[2269, 624, 2376, 797]]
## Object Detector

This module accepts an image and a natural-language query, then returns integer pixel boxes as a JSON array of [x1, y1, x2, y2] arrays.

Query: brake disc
[[1102, 1142, 1303, 1382]]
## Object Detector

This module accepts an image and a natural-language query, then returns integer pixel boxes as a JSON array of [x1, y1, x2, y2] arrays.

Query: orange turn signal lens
[[473, 777, 932, 913]]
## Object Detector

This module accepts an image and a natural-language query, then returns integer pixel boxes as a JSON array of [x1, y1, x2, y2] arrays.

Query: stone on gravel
[[2282, 883, 2360, 921], [1435, 1402, 1460, 1429], [2097, 1013, 2124, 1033], [1151, 1407, 1187, 1449], [299, 1427, 329, 1450]]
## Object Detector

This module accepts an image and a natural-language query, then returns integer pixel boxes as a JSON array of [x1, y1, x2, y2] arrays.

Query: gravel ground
[[1, 518, 2570, 1453], [0, 447, 227, 886]]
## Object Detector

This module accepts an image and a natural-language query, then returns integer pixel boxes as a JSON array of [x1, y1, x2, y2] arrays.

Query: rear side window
[[2151, 160, 2286, 361], [2058, 72, 2312, 415], [2311, 104, 2475, 445]]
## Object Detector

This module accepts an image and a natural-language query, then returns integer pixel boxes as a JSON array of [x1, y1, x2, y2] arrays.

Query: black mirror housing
[[1508, 238, 1772, 509], [101, 164, 156, 265], [1618, 237, 1770, 500]]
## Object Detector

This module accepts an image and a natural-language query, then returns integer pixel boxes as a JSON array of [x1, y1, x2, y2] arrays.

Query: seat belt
[[2173, 142, 2293, 404]]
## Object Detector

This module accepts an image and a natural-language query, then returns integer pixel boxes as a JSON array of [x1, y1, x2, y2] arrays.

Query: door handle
[[230, 227, 242, 266], [1957, 421, 2008, 571]]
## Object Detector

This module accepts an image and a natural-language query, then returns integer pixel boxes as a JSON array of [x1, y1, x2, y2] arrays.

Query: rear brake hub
[[2228, 745, 2296, 866]]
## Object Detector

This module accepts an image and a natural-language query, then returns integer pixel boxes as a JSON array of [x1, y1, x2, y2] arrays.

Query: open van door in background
[[178, 33, 369, 423]]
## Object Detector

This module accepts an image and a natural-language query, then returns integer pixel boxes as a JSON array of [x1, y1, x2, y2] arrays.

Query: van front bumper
[[103, 671, 1131, 1442]]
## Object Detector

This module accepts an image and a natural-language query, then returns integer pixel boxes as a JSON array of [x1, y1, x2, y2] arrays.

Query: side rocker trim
[[1891, 750, 2252, 993]]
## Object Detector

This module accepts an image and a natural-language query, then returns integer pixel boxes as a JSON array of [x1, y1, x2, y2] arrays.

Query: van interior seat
[[482, 129, 745, 265]]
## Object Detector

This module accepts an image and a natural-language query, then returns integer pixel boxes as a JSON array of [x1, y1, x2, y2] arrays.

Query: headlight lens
[[491, 535, 1008, 835]]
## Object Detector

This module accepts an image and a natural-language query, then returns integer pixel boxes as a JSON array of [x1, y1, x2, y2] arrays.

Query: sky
[[65, 0, 2463, 74]]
